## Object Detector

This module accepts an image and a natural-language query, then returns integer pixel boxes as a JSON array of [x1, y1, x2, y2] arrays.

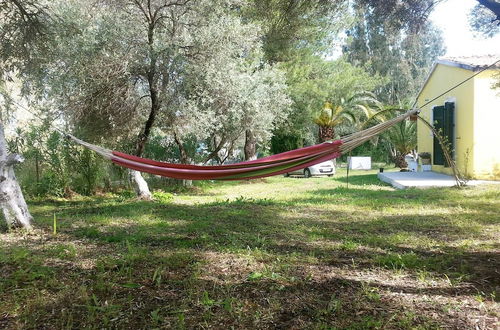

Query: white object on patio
[[348, 156, 371, 170], [421, 165, 432, 172], [408, 161, 418, 172], [378, 171, 500, 189]]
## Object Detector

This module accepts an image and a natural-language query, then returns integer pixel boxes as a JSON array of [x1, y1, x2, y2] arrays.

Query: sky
[[430, 0, 500, 57]]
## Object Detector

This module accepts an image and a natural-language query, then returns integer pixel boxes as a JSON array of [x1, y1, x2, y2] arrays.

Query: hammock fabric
[[112, 141, 341, 180], [67, 109, 418, 180]]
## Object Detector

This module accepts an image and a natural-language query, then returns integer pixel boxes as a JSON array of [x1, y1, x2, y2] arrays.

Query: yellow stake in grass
[[53, 213, 57, 235]]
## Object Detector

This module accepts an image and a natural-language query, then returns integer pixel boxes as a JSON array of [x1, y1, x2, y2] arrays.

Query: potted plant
[[419, 152, 431, 164], [419, 152, 432, 171]]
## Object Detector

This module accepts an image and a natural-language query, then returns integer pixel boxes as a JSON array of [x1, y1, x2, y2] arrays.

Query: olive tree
[[0, 106, 33, 229], [0, 0, 53, 229], [34, 0, 290, 195]]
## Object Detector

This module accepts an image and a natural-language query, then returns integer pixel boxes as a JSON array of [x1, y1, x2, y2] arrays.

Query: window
[[432, 102, 455, 166]]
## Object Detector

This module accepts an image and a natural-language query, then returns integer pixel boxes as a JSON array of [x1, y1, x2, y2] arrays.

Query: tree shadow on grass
[[307, 186, 499, 225], [0, 241, 491, 329], [23, 196, 500, 299], [331, 172, 388, 187], [309, 186, 446, 206]]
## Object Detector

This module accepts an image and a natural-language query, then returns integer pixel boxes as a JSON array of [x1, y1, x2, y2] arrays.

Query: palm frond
[[386, 119, 417, 155]]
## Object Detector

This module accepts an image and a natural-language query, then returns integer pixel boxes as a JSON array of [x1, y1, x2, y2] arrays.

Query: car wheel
[[304, 168, 311, 178], [327, 174, 333, 177]]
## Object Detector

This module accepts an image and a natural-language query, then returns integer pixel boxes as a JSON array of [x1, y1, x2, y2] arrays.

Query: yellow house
[[416, 55, 500, 180]]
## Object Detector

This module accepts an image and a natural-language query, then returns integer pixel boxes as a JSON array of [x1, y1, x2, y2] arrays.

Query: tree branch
[[203, 136, 227, 163], [10, 0, 34, 22], [477, 0, 500, 17], [132, 0, 151, 23], [1, 154, 25, 167]]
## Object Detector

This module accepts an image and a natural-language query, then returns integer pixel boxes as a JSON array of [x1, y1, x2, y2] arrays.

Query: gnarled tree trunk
[[318, 126, 335, 143], [129, 95, 156, 200], [174, 132, 192, 187], [129, 15, 162, 201], [244, 129, 257, 161], [130, 170, 152, 200], [0, 122, 33, 229]]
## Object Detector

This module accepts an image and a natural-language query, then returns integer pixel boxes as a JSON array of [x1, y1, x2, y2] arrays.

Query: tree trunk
[[130, 117, 153, 199], [0, 122, 33, 229], [318, 126, 335, 143], [129, 89, 158, 200], [129, 158, 153, 199], [173, 132, 192, 187], [204, 136, 227, 164], [130, 170, 153, 200], [130, 83, 154, 196], [244, 130, 257, 161], [129, 21, 161, 201], [35, 151, 40, 183], [181, 179, 193, 188], [393, 153, 407, 169]]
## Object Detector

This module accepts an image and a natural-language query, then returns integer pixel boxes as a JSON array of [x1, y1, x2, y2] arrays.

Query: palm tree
[[314, 101, 355, 142], [313, 92, 379, 143], [385, 119, 417, 168], [356, 102, 418, 168]]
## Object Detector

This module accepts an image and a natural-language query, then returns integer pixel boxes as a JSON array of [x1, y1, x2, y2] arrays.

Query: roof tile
[[437, 54, 500, 70]]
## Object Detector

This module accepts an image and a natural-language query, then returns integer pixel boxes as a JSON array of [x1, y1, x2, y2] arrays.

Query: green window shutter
[[433, 106, 445, 165], [433, 103, 455, 167], [444, 102, 455, 166]]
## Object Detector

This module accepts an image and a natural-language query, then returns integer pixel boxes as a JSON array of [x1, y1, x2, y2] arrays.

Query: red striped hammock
[[67, 110, 417, 180]]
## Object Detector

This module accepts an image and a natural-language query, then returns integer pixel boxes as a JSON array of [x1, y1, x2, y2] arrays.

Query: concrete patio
[[377, 171, 500, 189]]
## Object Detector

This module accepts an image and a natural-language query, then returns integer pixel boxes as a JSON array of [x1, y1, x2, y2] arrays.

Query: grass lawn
[[1, 169, 499, 329]]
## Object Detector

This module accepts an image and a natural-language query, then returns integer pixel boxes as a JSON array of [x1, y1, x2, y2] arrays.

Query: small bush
[[153, 191, 174, 203]]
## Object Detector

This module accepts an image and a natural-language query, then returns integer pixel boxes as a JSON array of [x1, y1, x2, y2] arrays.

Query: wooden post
[[35, 152, 40, 183], [346, 152, 351, 189]]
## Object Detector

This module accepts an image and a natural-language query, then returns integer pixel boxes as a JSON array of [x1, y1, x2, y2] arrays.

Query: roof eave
[[415, 60, 495, 105], [436, 59, 478, 71]]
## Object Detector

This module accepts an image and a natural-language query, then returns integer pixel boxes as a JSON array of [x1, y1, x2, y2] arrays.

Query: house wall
[[472, 70, 500, 180], [417, 64, 475, 177]]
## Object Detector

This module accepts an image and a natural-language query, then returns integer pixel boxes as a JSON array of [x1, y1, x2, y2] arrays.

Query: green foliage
[[247, 271, 264, 281], [349, 140, 392, 164], [278, 56, 385, 144], [419, 152, 431, 159], [0, 0, 52, 82], [469, 3, 500, 38], [68, 148, 105, 195], [357, 0, 442, 32], [344, 1, 445, 104], [144, 133, 197, 164], [152, 191, 174, 204], [1, 0, 448, 198], [13, 124, 111, 196], [376, 252, 423, 270], [243, 0, 349, 63], [26, 0, 292, 166], [270, 131, 304, 154], [386, 120, 417, 156]]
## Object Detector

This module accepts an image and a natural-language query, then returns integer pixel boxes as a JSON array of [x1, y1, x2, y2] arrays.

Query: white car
[[285, 160, 336, 178]]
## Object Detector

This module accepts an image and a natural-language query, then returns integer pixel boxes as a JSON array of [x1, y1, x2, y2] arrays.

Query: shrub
[[152, 191, 174, 203]]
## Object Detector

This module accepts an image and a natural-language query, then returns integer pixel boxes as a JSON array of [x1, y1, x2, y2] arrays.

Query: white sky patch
[[430, 0, 500, 57]]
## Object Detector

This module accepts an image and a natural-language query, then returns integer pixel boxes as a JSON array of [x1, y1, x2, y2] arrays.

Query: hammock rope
[[66, 109, 419, 180]]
